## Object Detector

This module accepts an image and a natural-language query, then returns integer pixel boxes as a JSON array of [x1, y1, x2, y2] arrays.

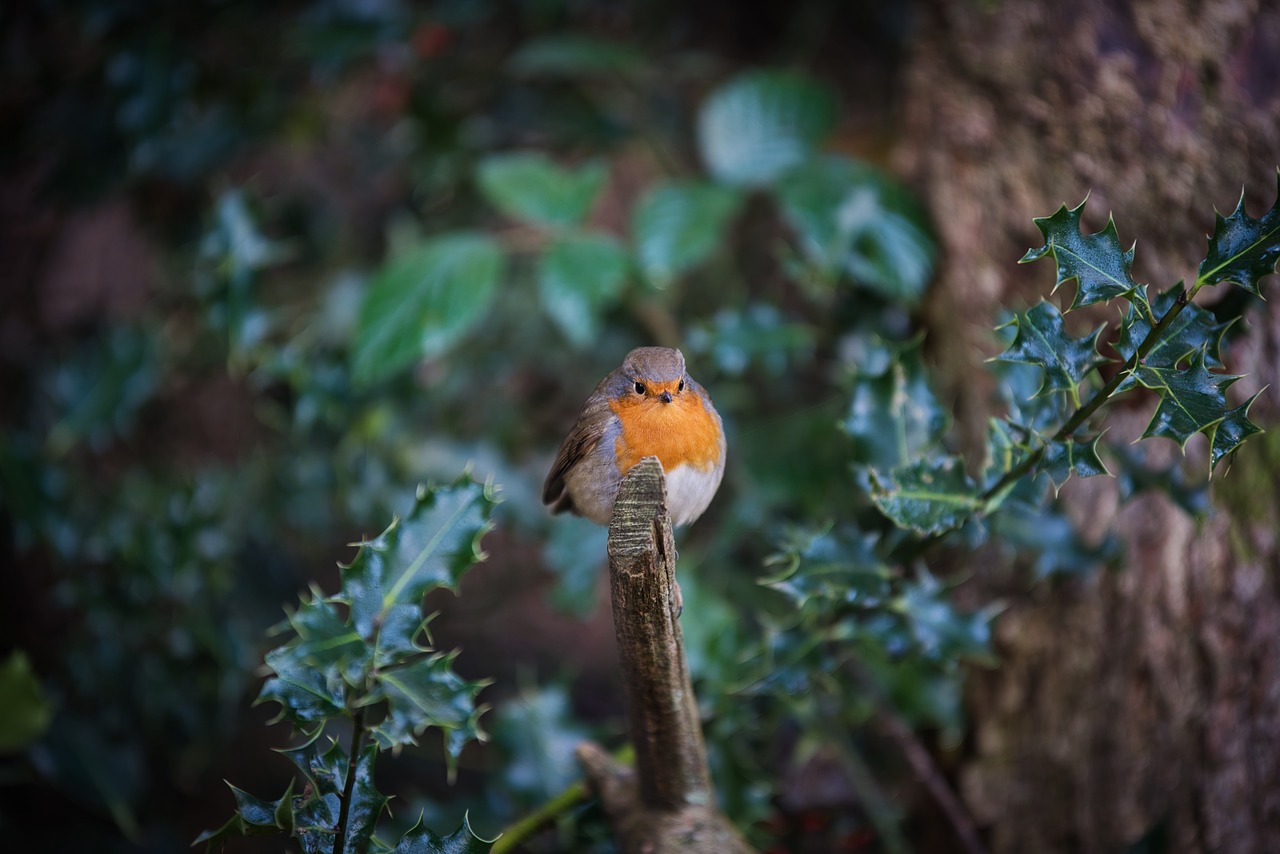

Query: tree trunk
[[894, 0, 1280, 850]]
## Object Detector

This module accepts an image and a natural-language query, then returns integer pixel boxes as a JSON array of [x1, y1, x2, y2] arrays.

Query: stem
[[333, 705, 368, 854], [980, 285, 1193, 505]]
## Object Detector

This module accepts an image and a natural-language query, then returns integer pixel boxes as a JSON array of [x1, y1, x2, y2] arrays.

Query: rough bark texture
[[893, 1, 1280, 851], [577, 456, 755, 854]]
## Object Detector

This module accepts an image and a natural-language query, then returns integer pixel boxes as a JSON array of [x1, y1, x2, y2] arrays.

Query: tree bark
[[577, 456, 755, 854], [894, 1, 1280, 851]]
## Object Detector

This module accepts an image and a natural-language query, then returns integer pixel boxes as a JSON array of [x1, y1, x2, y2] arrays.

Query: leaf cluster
[[197, 477, 499, 853]]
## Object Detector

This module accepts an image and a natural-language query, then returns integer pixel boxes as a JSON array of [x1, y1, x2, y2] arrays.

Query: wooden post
[[576, 456, 755, 853]]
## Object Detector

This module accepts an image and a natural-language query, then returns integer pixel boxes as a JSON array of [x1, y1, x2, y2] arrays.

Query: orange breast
[[609, 391, 722, 475]]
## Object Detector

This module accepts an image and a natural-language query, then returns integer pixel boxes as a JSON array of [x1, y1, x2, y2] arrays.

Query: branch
[[578, 456, 755, 853]]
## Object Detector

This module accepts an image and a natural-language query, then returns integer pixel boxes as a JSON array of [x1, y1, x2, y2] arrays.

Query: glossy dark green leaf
[[993, 300, 1107, 398], [340, 476, 497, 639], [475, 153, 605, 227], [537, 231, 629, 348], [1021, 199, 1140, 308], [1039, 435, 1108, 490], [0, 651, 51, 752], [258, 642, 349, 725], [697, 70, 837, 187], [1116, 283, 1229, 369], [1209, 392, 1265, 472], [868, 457, 981, 535], [393, 813, 495, 854], [193, 780, 297, 848], [353, 233, 505, 384], [370, 650, 489, 778], [842, 339, 948, 470], [631, 180, 740, 286], [1197, 172, 1280, 293], [775, 155, 935, 303], [1130, 349, 1241, 449], [507, 35, 645, 77], [341, 742, 390, 854]]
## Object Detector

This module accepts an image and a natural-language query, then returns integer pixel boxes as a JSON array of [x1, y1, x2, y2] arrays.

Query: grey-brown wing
[[542, 394, 611, 513]]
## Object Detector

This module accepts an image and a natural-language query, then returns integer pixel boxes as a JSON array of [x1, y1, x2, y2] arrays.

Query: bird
[[543, 346, 726, 528]]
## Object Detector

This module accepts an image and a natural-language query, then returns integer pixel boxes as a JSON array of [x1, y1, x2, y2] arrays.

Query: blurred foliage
[[1, 2, 1274, 853]]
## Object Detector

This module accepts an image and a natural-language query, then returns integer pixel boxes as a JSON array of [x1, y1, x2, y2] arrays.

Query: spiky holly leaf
[[842, 338, 948, 470], [1129, 348, 1241, 450], [1197, 172, 1280, 293], [371, 604, 435, 669], [369, 650, 489, 779], [341, 477, 497, 639], [393, 813, 495, 854], [1021, 200, 1140, 308], [258, 624, 352, 725], [1209, 392, 1265, 471], [1039, 435, 1108, 490], [194, 780, 297, 848], [992, 300, 1108, 399], [1116, 283, 1229, 371], [762, 524, 893, 613], [868, 456, 981, 535]]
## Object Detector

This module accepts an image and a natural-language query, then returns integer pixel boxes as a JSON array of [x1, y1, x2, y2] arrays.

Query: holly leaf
[[1039, 435, 1109, 491], [992, 300, 1107, 399], [1130, 349, 1241, 449], [868, 457, 981, 535], [1197, 172, 1280, 293], [842, 339, 947, 469], [1021, 199, 1140, 308], [369, 650, 490, 780], [475, 153, 605, 227], [762, 524, 892, 613], [393, 813, 495, 854], [1116, 283, 1229, 369], [897, 570, 997, 665], [988, 502, 1119, 581], [340, 476, 497, 639], [537, 231, 629, 348], [696, 70, 837, 187], [353, 232, 505, 384], [258, 639, 349, 725], [631, 180, 740, 286], [194, 780, 297, 848], [1208, 392, 1265, 472]]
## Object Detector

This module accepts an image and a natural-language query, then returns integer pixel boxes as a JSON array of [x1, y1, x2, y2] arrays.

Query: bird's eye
[[678, 379, 685, 392], [634, 381, 645, 395]]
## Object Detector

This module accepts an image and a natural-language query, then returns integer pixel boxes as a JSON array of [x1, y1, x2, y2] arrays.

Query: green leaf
[[1039, 435, 1108, 490], [989, 502, 1119, 581], [763, 525, 892, 613], [353, 233, 505, 384], [537, 232, 629, 348], [868, 457, 981, 535], [507, 35, 644, 77], [1130, 349, 1241, 449], [490, 684, 592, 803], [340, 742, 390, 854], [0, 651, 51, 753], [774, 155, 935, 303], [1116, 283, 1229, 369], [194, 780, 297, 848], [1021, 199, 1140, 308], [842, 339, 947, 470], [1197, 172, 1280, 293], [393, 813, 495, 854], [898, 570, 997, 664], [631, 180, 740, 286], [475, 153, 605, 227], [258, 642, 349, 725], [696, 70, 837, 187], [369, 650, 489, 779], [1208, 392, 1265, 471], [341, 476, 497, 639], [993, 300, 1107, 400]]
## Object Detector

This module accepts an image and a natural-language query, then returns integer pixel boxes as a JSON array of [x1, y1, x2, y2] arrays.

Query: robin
[[543, 346, 726, 528]]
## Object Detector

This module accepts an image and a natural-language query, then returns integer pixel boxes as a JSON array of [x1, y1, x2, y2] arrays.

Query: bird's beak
[[659, 390, 673, 403]]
